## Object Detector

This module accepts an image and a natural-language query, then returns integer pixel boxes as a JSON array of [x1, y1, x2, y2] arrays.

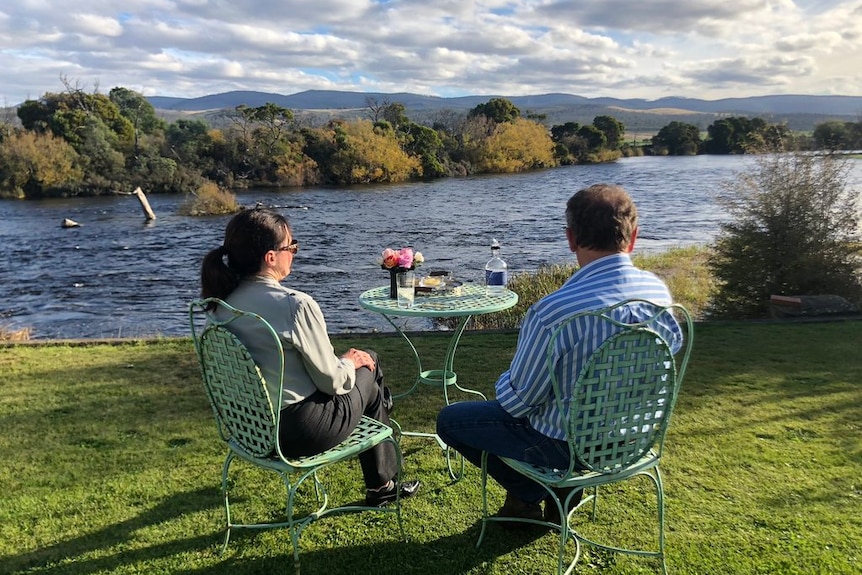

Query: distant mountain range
[[147, 90, 862, 133]]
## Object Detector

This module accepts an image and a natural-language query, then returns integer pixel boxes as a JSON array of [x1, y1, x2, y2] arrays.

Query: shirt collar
[[566, 252, 633, 285]]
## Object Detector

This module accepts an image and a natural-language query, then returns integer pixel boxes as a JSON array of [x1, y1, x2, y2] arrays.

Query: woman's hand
[[342, 348, 375, 371]]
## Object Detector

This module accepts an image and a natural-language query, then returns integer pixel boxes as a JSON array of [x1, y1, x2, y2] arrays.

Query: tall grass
[[0, 324, 31, 341]]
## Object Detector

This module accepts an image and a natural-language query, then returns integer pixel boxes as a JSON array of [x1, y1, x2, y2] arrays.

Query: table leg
[[378, 313, 422, 399], [378, 313, 485, 481], [441, 314, 487, 405]]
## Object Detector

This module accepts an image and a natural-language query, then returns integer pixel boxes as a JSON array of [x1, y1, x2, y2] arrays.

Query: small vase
[[389, 269, 399, 299]]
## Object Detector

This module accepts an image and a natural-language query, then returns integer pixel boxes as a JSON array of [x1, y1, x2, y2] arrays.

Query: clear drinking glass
[[396, 270, 415, 309]]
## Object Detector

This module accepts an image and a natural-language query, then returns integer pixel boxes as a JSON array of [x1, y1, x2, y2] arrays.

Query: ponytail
[[200, 245, 239, 302]]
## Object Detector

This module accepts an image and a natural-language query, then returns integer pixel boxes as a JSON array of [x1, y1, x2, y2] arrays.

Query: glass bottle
[[484, 238, 508, 295]]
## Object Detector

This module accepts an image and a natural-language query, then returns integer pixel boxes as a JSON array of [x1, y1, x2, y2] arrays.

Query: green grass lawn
[[1, 320, 860, 574]]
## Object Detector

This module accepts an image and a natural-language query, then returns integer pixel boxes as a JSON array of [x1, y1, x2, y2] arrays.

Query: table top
[[358, 284, 518, 317]]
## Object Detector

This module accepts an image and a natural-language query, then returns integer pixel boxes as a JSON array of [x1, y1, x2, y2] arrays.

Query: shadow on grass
[[173, 519, 550, 575], [2, 487, 222, 575], [6, 489, 551, 575]]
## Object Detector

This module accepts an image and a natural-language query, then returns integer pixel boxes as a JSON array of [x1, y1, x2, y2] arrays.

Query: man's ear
[[626, 226, 639, 253], [566, 227, 577, 253]]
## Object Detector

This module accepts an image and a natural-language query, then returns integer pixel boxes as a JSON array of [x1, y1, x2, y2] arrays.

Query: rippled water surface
[[1, 155, 858, 339]]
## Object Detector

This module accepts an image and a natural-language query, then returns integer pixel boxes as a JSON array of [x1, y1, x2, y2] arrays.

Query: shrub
[[0, 324, 31, 341], [707, 152, 862, 318], [177, 181, 239, 216]]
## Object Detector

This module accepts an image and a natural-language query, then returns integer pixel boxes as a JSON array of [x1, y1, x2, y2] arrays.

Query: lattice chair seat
[[190, 298, 405, 574]]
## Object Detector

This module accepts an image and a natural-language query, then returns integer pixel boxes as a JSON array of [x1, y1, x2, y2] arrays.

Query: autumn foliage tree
[[0, 130, 83, 198], [476, 118, 555, 173], [305, 120, 420, 185]]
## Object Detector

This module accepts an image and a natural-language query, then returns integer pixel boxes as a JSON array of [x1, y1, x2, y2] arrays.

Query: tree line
[[651, 116, 862, 155], [0, 82, 857, 200]]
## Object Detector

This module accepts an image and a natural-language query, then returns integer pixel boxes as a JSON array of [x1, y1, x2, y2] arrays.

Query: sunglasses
[[275, 239, 299, 254]]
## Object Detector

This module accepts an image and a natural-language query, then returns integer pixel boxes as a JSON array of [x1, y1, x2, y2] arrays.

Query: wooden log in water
[[134, 187, 156, 220]]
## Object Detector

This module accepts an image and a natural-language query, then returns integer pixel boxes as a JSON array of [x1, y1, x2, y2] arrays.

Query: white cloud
[[0, 0, 859, 105]]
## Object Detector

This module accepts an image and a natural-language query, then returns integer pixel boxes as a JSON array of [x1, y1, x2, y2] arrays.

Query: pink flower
[[381, 248, 399, 269], [380, 246, 423, 270], [396, 248, 414, 269]]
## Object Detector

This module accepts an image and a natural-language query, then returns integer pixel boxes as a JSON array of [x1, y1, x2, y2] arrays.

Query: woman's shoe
[[365, 479, 421, 507]]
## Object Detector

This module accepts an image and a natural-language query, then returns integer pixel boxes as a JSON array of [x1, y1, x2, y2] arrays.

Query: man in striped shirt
[[437, 183, 683, 524]]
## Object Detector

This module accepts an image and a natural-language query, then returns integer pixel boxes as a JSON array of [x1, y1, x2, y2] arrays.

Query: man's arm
[[495, 306, 554, 417]]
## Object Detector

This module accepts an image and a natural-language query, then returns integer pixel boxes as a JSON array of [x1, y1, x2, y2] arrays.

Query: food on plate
[[420, 276, 442, 287]]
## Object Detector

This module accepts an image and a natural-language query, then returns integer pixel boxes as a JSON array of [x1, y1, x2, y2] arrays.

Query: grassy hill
[[148, 90, 862, 134]]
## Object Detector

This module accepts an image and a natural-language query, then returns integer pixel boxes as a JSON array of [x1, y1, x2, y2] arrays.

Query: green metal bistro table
[[358, 283, 518, 480]]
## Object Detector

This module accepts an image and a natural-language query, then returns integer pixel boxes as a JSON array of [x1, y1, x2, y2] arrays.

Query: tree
[[550, 122, 585, 164], [576, 124, 606, 153], [16, 89, 135, 159], [381, 102, 408, 129], [651, 121, 701, 155], [0, 130, 83, 198], [812, 120, 850, 151], [314, 119, 420, 184], [707, 152, 862, 318], [703, 118, 738, 154], [592, 115, 625, 150], [109, 87, 164, 157], [166, 119, 213, 164], [551, 122, 580, 141], [233, 103, 295, 156], [225, 103, 303, 185], [109, 87, 162, 135], [468, 98, 521, 124], [475, 118, 555, 173], [702, 116, 788, 154], [399, 122, 447, 179], [74, 115, 127, 189]]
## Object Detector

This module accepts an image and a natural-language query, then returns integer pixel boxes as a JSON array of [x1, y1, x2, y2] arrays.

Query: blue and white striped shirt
[[494, 253, 683, 441]]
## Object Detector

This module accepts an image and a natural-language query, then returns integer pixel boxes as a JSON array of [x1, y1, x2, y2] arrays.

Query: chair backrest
[[546, 299, 693, 475], [189, 298, 284, 459]]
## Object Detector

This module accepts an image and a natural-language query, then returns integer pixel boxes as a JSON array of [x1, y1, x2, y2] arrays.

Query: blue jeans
[[436, 400, 570, 504]]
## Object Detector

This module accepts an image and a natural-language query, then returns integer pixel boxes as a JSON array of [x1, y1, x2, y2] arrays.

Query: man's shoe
[[365, 479, 421, 507], [543, 487, 584, 525], [496, 492, 544, 529]]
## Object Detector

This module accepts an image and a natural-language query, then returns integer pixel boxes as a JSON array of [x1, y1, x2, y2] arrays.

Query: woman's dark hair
[[565, 184, 638, 252], [200, 208, 291, 301]]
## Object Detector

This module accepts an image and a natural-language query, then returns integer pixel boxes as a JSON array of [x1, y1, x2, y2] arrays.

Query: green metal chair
[[189, 298, 405, 574], [477, 299, 694, 575]]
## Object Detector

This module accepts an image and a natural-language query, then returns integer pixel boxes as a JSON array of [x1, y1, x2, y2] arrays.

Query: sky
[[2, 0, 861, 106]]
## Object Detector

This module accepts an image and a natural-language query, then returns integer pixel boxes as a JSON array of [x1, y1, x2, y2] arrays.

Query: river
[[1, 155, 858, 339]]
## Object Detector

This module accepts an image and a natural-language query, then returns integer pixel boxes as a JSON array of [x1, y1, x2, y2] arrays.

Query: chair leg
[[390, 436, 406, 540], [285, 477, 303, 574], [220, 452, 234, 553], [577, 471, 667, 574], [543, 488, 581, 575], [445, 446, 466, 481], [654, 468, 668, 575], [476, 451, 491, 548]]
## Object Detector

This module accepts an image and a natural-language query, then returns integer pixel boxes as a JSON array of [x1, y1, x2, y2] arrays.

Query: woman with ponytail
[[200, 208, 420, 506]]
